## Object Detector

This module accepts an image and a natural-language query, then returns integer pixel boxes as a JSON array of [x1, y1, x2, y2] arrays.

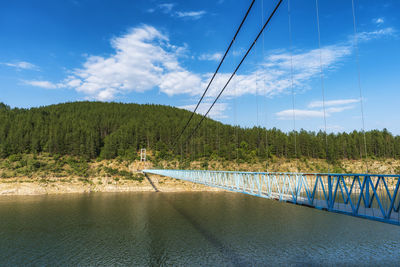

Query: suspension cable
[[234, 54, 238, 171], [172, 0, 256, 149], [255, 41, 260, 169], [351, 0, 368, 173], [217, 116, 220, 166], [182, 0, 284, 147], [256, 48, 259, 128], [288, 0, 297, 162], [315, 0, 330, 172], [203, 115, 206, 167], [255, 1, 260, 170], [262, 0, 269, 171]]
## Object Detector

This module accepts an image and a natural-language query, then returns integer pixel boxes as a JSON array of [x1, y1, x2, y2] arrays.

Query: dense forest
[[1, 101, 400, 163]]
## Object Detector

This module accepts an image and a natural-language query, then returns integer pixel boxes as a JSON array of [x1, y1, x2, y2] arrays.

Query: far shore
[[0, 174, 222, 196], [1, 154, 400, 196]]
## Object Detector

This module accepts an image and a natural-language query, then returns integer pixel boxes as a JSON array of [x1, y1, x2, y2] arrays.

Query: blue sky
[[0, 0, 399, 134]]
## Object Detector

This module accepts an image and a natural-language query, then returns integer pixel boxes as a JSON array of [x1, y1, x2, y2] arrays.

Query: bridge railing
[[143, 169, 400, 225]]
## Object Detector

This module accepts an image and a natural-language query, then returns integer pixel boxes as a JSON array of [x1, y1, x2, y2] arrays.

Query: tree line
[[1, 101, 399, 162]]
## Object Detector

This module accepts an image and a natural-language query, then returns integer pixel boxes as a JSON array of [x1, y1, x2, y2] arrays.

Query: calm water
[[0, 192, 399, 266]]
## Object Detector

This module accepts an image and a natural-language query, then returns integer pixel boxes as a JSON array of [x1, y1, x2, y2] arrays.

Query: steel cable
[[288, 0, 297, 167], [315, 0, 330, 174], [262, 0, 269, 172], [182, 0, 284, 147], [351, 0, 369, 174], [172, 0, 256, 149]]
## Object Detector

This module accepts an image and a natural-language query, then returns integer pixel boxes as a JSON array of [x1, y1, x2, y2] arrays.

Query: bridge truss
[[143, 170, 400, 226]]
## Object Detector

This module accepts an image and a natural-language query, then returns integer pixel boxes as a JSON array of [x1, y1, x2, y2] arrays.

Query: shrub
[[67, 157, 89, 177], [8, 154, 22, 162], [78, 177, 92, 184], [104, 167, 119, 176]]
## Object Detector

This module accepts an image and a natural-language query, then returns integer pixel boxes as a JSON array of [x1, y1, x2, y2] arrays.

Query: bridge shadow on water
[[145, 173, 250, 266], [164, 196, 251, 266]]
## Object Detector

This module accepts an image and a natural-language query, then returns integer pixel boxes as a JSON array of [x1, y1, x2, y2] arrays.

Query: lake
[[0, 192, 399, 266]]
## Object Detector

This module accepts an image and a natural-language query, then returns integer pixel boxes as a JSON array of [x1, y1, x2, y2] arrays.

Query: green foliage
[[0, 102, 10, 111], [103, 166, 143, 182], [78, 177, 93, 184], [103, 166, 119, 176], [66, 158, 89, 177], [178, 159, 190, 170], [201, 160, 209, 170], [0, 102, 399, 162], [395, 166, 400, 174], [8, 154, 22, 162]]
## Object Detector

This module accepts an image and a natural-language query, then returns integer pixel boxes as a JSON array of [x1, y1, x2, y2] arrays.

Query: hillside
[[1, 153, 399, 196], [1, 101, 400, 163]]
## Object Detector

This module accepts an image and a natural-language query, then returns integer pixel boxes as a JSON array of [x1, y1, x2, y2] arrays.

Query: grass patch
[[103, 166, 143, 182], [78, 177, 93, 184]]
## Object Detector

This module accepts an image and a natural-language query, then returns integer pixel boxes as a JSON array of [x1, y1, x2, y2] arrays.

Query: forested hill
[[0, 101, 399, 162]]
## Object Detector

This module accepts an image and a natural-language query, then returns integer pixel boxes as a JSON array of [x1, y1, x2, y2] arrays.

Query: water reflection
[[0, 192, 399, 265]]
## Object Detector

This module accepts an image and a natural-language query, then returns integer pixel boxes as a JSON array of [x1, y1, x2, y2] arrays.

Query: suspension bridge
[[143, 170, 400, 225], [144, 0, 400, 226]]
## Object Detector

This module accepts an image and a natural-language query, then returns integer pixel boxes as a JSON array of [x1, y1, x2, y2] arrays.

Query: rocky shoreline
[[0, 174, 222, 196], [1, 156, 399, 196]]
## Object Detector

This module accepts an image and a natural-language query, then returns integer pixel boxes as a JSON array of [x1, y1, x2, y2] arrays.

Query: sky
[[0, 0, 399, 134]]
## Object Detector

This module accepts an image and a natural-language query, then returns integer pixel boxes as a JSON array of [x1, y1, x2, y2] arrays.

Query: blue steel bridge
[[143, 170, 400, 226], [143, 1, 399, 226]]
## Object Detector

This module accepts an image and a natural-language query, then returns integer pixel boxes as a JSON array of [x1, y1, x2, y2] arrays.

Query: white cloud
[[308, 98, 359, 108], [193, 44, 351, 100], [276, 109, 324, 119], [158, 3, 175, 12], [175, 11, 206, 19], [232, 48, 245, 57], [179, 102, 228, 119], [325, 124, 345, 132], [23, 80, 58, 89], [2, 61, 39, 71], [147, 3, 205, 20], [199, 52, 223, 61], [357, 27, 396, 42], [325, 105, 355, 113], [373, 17, 384, 25], [159, 70, 202, 96], [198, 27, 396, 100], [97, 89, 117, 101], [158, 3, 175, 13], [64, 76, 82, 88], [59, 25, 194, 100], [276, 98, 359, 120], [26, 25, 396, 102], [147, 3, 175, 14], [26, 25, 198, 100]]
